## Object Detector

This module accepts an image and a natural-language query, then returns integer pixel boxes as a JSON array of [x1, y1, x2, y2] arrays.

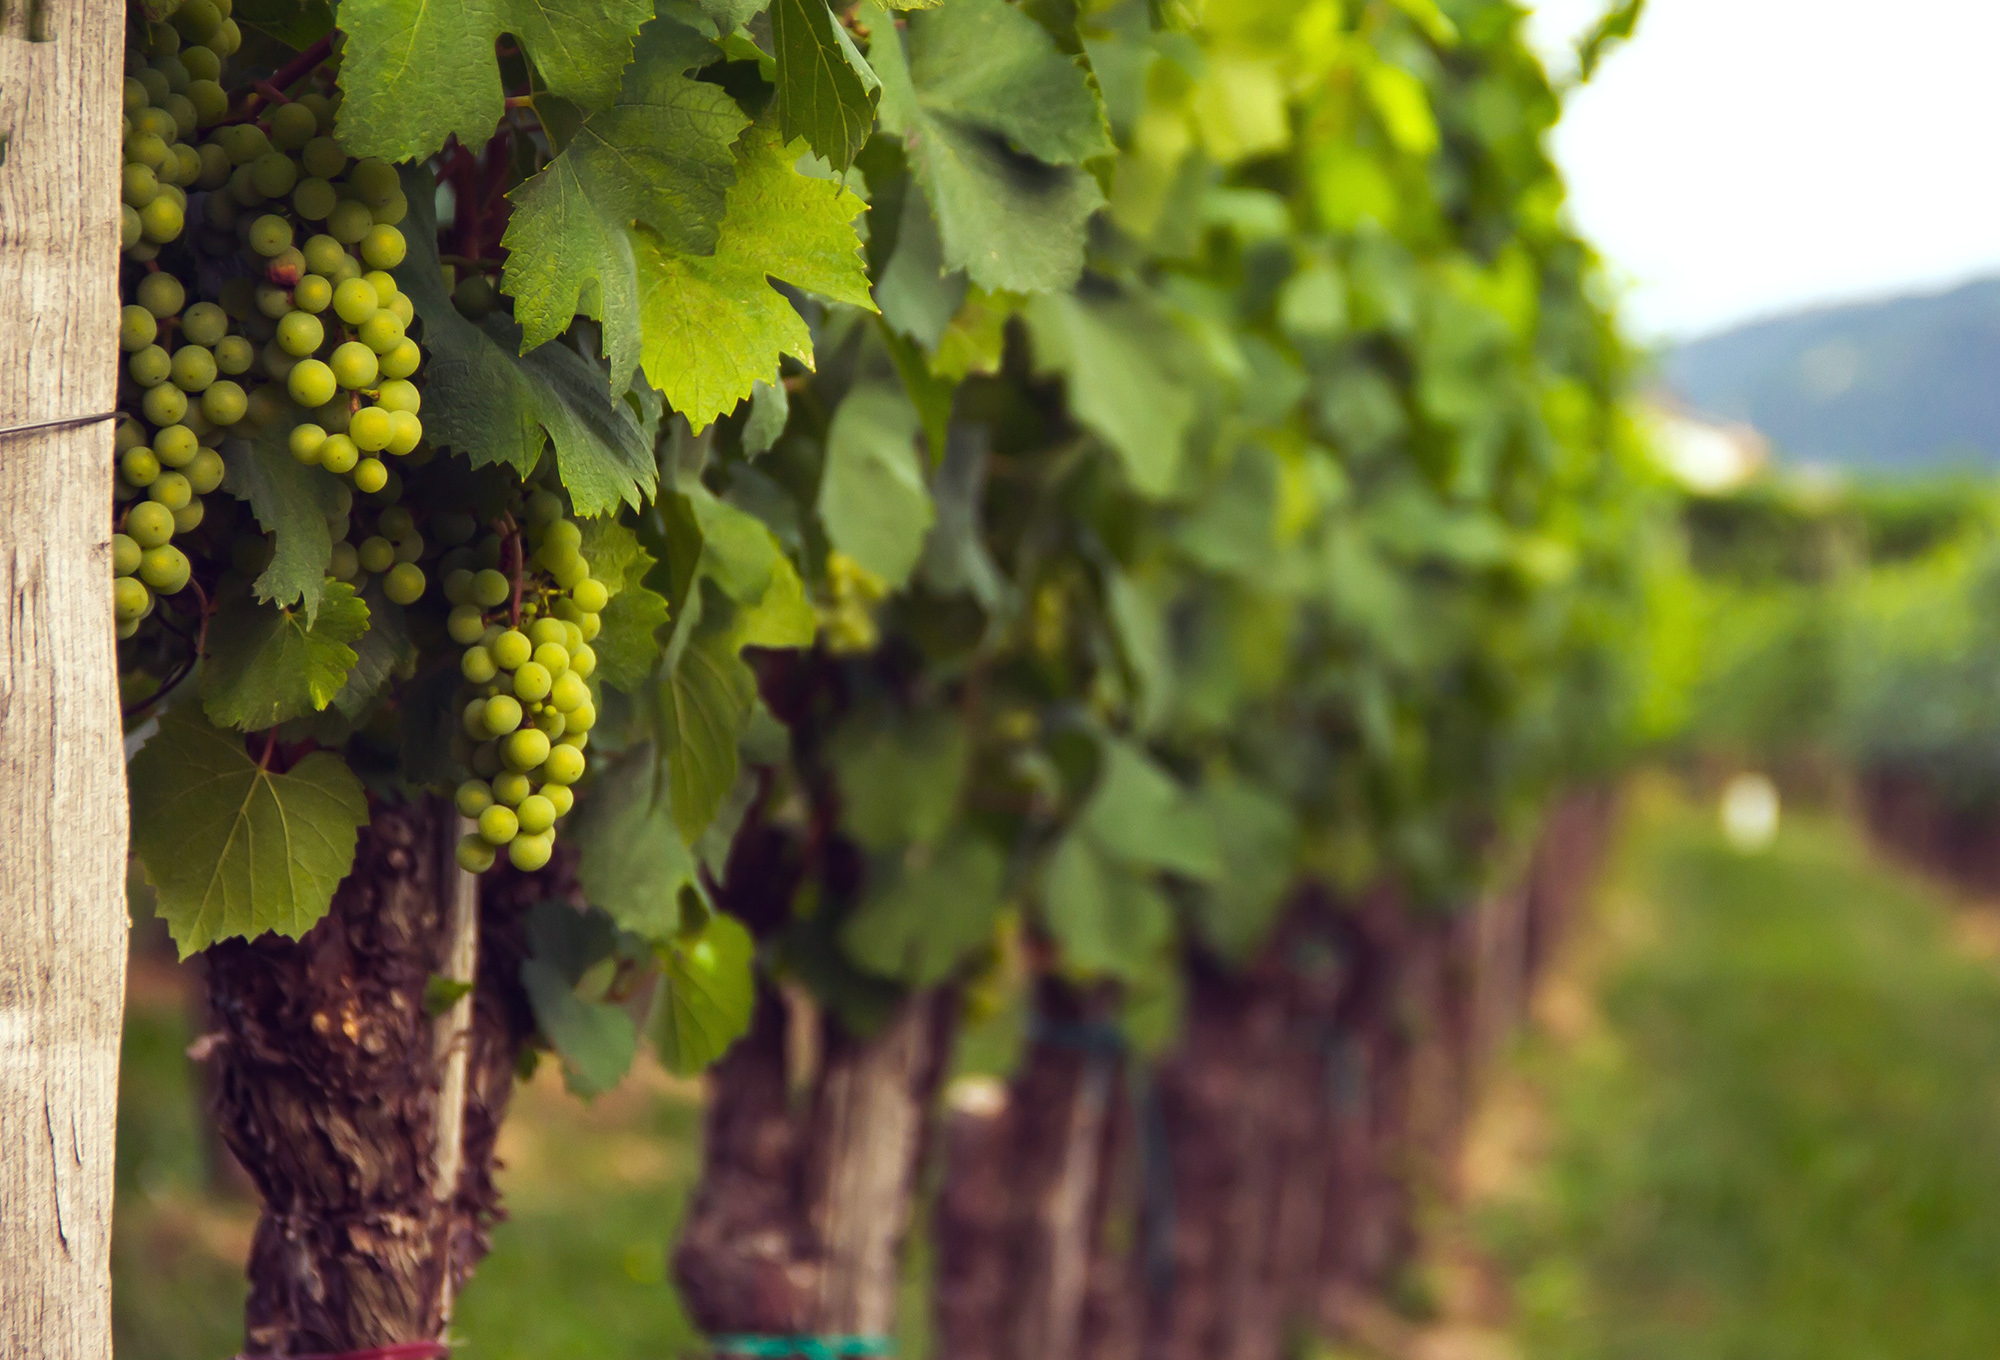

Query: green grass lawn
[[1487, 784, 2000, 1360]]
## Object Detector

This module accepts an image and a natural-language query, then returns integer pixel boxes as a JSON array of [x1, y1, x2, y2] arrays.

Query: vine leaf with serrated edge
[[220, 423, 344, 622], [337, 0, 655, 161], [570, 742, 710, 942], [200, 581, 371, 732], [653, 626, 757, 843], [394, 165, 657, 517], [817, 380, 935, 587], [129, 711, 369, 957], [772, 0, 880, 172], [654, 911, 756, 1075], [578, 517, 674, 691], [501, 15, 749, 392], [636, 122, 876, 430]]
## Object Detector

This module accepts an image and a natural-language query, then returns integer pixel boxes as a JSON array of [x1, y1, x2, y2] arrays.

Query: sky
[[1525, 0, 2000, 342]]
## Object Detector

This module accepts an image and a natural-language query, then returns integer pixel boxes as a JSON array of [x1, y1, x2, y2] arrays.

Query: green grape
[[570, 577, 609, 614], [225, 163, 263, 207], [506, 833, 552, 872], [265, 245, 306, 285], [276, 310, 323, 358], [530, 641, 570, 676], [213, 335, 254, 375], [455, 780, 494, 818], [374, 506, 413, 539], [533, 706, 566, 741], [352, 458, 388, 493], [141, 382, 187, 427], [125, 130, 170, 168], [216, 276, 256, 320], [169, 343, 216, 392], [383, 561, 425, 604], [162, 143, 200, 185], [293, 274, 333, 313], [326, 199, 373, 245], [138, 543, 191, 593], [330, 340, 377, 390], [527, 617, 566, 648], [137, 67, 172, 106], [461, 645, 498, 684], [133, 106, 177, 141], [490, 629, 532, 671], [122, 162, 159, 208], [461, 697, 491, 739], [328, 540, 360, 579], [112, 534, 143, 577], [286, 358, 336, 407], [138, 195, 184, 242], [358, 311, 404, 354], [195, 141, 232, 188], [302, 234, 346, 276], [249, 145, 298, 198], [379, 338, 421, 380], [540, 743, 585, 785], [268, 101, 317, 151], [113, 576, 152, 622], [291, 177, 336, 220], [349, 405, 392, 451], [522, 491, 561, 527], [547, 669, 589, 713], [384, 410, 423, 456], [374, 378, 420, 414], [124, 76, 150, 113], [247, 213, 292, 256], [120, 447, 161, 487], [115, 419, 148, 453], [153, 55, 190, 93], [331, 277, 378, 326], [559, 621, 585, 654], [567, 644, 596, 681], [187, 82, 226, 127], [481, 693, 522, 735], [289, 422, 327, 463], [455, 835, 498, 873], [153, 424, 198, 466], [446, 579, 481, 614], [491, 770, 532, 806], [392, 532, 423, 563], [185, 448, 224, 495], [181, 300, 227, 345], [359, 223, 406, 269], [126, 501, 174, 549], [211, 17, 241, 56], [362, 273, 399, 307], [466, 568, 507, 609], [383, 292, 413, 329], [318, 434, 359, 475], [199, 379, 247, 425], [301, 136, 346, 180], [172, 498, 205, 535], [544, 784, 575, 818], [120, 304, 158, 352], [147, 471, 192, 511], [121, 205, 143, 250], [348, 157, 400, 207], [511, 660, 552, 704], [136, 271, 185, 318], [512, 793, 556, 836], [476, 804, 519, 846], [254, 283, 292, 320]]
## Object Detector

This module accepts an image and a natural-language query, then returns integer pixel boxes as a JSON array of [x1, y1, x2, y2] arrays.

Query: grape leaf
[[636, 122, 876, 430], [1185, 778, 1296, 962], [337, 0, 654, 161], [1023, 290, 1195, 499], [201, 582, 371, 733], [865, 0, 1110, 293], [772, 0, 880, 172], [395, 166, 658, 516], [502, 18, 750, 390], [578, 517, 674, 690], [330, 587, 416, 721], [818, 380, 935, 587], [129, 711, 369, 957], [841, 834, 1004, 985], [731, 558, 818, 650], [570, 742, 706, 941], [829, 708, 968, 851], [521, 958, 637, 1097], [232, 0, 334, 51], [220, 427, 343, 622], [742, 379, 790, 456], [1042, 832, 1172, 979], [654, 628, 758, 841], [1081, 739, 1222, 881], [654, 911, 756, 1074]]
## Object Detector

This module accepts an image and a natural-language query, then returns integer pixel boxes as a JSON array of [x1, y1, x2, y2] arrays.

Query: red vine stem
[[252, 79, 293, 106], [500, 513, 524, 628]]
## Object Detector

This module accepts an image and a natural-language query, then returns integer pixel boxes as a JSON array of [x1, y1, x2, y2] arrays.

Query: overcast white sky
[[1526, 0, 2000, 342]]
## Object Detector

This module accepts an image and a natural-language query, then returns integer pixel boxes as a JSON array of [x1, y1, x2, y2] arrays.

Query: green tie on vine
[[711, 1337, 894, 1359]]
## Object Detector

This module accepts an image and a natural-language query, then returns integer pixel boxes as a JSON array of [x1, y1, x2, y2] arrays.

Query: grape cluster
[[447, 491, 607, 874], [819, 550, 888, 653]]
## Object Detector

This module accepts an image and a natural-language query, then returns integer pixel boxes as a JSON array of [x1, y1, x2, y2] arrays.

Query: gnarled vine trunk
[[203, 797, 540, 1354], [674, 987, 954, 1340]]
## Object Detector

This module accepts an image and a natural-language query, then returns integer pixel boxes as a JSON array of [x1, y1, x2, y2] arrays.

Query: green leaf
[[841, 834, 1004, 985], [1081, 740, 1221, 880], [1187, 778, 1296, 962], [732, 556, 818, 650], [772, 0, 880, 172], [637, 122, 876, 429], [232, 0, 334, 51], [1023, 290, 1195, 499], [829, 708, 968, 851], [654, 911, 756, 1074], [874, 182, 966, 351], [395, 166, 658, 516], [578, 517, 673, 690], [522, 957, 638, 1097], [200, 582, 371, 732], [818, 380, 935, 587], [1043, 832, 1172, 979], [330, 586, 416, 721], [655, 628, 758, 841], [129, 711, 368, 957], [501, 19, 750, 389], [220, 426, 344, 621], [742, 379, 790, 456], [570, 743, 706, 941], [337, 0, 654, 161], [866, 0, 1109, 293]]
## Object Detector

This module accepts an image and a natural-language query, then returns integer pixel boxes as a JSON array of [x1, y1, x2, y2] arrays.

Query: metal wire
[[0, 411, 119, 440]]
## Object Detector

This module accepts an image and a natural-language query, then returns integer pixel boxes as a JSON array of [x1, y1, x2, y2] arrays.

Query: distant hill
[[1662, 277, 2000, 470]]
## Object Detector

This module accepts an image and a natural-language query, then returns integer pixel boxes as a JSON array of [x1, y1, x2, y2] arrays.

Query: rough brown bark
[[0, 2, 128, 1355], [204, 797, 538, 1354], [674, 987, 955, 1338]]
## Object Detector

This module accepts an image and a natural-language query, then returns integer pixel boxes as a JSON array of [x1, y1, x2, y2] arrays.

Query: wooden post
[[0, 1, 130, 1356]]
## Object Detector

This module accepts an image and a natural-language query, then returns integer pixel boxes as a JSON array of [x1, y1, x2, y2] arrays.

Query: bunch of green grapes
[[120, 4, 239, 260], [446, 492, 609, 874]]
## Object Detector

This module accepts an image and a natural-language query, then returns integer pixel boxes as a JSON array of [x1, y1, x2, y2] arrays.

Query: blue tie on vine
[[712, 1337, 893, 1359]]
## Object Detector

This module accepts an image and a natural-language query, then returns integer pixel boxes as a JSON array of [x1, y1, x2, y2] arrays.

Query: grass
[[1484, 783, 2000, 1360]]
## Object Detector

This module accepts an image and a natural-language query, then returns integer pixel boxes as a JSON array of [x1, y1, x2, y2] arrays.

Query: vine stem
[[430, 812, 481, 1330], [501, 512, 524, 629]]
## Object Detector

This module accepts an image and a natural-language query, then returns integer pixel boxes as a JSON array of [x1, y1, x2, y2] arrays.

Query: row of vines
[[16, 0, 1662, 1353]]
